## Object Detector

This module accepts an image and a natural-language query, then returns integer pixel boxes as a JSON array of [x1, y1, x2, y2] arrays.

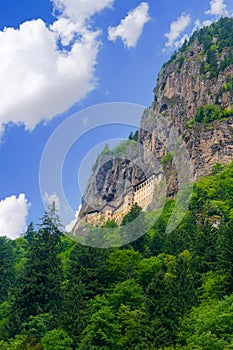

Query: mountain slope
[[79, 17, 233, 222]]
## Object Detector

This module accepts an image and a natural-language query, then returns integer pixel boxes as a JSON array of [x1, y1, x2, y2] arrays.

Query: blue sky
[[0, 0, 232, 238]]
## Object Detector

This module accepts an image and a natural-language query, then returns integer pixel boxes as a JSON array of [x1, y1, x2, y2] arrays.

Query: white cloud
[[108, 2, 150, 48], [51, 0, 113, 45], [165, 13, 191, 48], [175, 19, 213, 49], [0, 0, 112, 134], [205, 0, 228, 16], [43, 192, 60, 210], [0, 194, 30, 240], [193, 19, 213, 32], [50, 17, 80, 46], [65, 205, 81, 232], [52, 0, 113, 24]]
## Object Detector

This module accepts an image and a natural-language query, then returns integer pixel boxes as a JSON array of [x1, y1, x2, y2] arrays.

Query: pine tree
[[0, 237, 15, 304], [68, 244, 109, 300], [61, 276, 86, 345], [23, 222, 35, 244], [172, 250, 197, 316], [145, 252, 197, 347], [216, 219, 233, 294], [61, 243, 110, 345], [121, 203, 142, 226], [8, 206, 63, 335]]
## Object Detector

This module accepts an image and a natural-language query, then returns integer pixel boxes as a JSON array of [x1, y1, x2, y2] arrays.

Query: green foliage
[[23, 222, 35, 244], [177, 55, 185, 69], [161, 152, 172, 166], [41, 329, 73, 350], [77, 279, 146, 349], [178, 293, 233, 349], [145, 251, 197, 347], [7, 206, 63, 336], [0, 301, 11, 341], [165, 17, 233, 79], [121, 203, 142, 226], [136, 255, 163, 287], [192, 17, 233, 77], [0, 335, 28, 350], [184, 118, 195, 129], [58, 235, 75, 273], [128, 130, 139, 141], [219, 77, 233, 95], [104, 219, 118, 228], [1, 159, 233, 349], [0, 237, 15, 304], [112, 140, 136, 157], [195, 104, 233, 123], [12, 237, 29, 276], [67, 244, 109, 299], [23, 313, 54, 338], [91, 139, 137, 172], [107, 249, 141, 282], [211, 162, 224, 175], [199, 271, 227, 302], [216, 220, 233, 294]]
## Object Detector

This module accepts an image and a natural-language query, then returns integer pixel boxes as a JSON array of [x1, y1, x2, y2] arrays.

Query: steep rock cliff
[[80, 17, 233, 217]]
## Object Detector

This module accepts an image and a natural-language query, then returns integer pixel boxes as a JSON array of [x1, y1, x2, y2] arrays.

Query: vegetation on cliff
[[166, 17, 233, 78], [195, 104, 233, 123]]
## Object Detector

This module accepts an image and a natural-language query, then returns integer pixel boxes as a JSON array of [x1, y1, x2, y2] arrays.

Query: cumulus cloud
[[65, 204, 81, 232], [165, 13, 191, 48], [0, 0, 112, 133], [0, 194, 30, 240], [108, 2, 150, 48], [51, 0, 113, 45], [205, 0, 228, 16], [52, 0, 113, 24]]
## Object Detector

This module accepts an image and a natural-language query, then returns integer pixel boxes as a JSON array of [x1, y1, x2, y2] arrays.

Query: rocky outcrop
[[152, 42, 233, 124], [79, 18, 233, 219]]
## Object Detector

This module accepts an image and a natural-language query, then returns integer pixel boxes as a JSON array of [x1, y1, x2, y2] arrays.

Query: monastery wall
[[82, 173, 162, 226]]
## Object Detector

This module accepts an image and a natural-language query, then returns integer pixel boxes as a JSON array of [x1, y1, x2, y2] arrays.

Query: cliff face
[[143, 18, 233, 185], [80, 18, 233, 218], [152, 44, 233, 123], [80, 157, 147, 217]]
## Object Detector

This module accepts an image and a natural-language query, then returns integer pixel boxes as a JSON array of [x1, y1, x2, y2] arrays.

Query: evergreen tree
[[61, 243, 110, 345], [172, 250, 197, 316], [69, 244, 109, 299], [145, 251, 197, 347], [150, 217, 166, 256], [61, 275, 86, 345], [23, 222, 35, 244], [216, 219, 233, 294], [121, 203, 142, 226], [0, 237, 15, 304], [8, 206, 63, 335], [41, 328, 73, 350]]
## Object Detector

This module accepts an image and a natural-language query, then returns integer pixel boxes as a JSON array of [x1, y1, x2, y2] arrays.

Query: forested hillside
[[1, 16, 233, 350], [0, 160, 233, 349]]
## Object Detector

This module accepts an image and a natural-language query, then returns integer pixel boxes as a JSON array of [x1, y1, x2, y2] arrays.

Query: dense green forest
[[0, 160, 233, 349]]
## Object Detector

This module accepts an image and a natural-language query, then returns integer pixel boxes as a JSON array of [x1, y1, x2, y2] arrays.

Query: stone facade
[[82, 173, 162, 226]]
